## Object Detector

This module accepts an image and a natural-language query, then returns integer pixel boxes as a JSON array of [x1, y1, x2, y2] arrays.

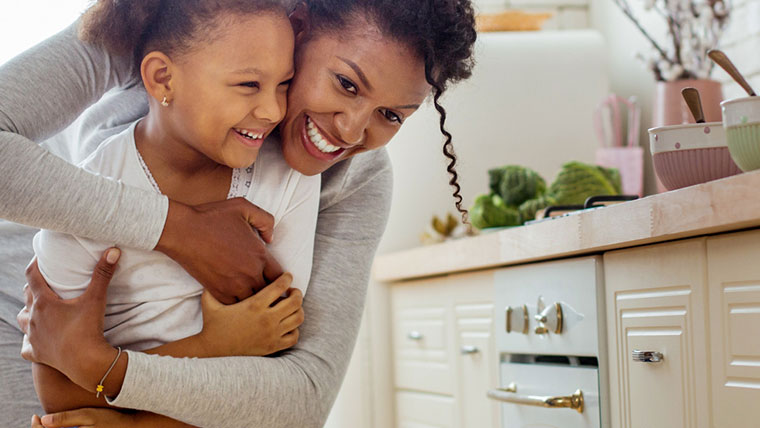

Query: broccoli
[[488, 165, 546, 206], [469, 194, 522, 229]]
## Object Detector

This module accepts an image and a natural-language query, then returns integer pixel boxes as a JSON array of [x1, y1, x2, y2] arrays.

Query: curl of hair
[[79, 0, 287, 74], [301, 0, 477, 224]]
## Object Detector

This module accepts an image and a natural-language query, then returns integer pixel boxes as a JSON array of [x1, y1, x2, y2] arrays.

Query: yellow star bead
[[96, 385, 104, 393]]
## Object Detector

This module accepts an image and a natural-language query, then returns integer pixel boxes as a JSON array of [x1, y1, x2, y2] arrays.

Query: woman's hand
[[194, 273, 305, 356], [31, 409, 143, 428], [156, 198, 285, 304], [17, 249, 126, 395]]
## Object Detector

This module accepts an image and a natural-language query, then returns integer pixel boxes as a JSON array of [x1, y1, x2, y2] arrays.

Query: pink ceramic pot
[[652, 79, 723, 126], [649, 122, 742, 190]]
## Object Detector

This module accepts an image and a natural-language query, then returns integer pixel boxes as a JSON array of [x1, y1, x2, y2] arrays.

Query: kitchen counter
[[373, 169, 760, 282]]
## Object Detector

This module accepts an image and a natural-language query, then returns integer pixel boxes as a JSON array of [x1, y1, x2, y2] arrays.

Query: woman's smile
[[300, 115, 347, 161]]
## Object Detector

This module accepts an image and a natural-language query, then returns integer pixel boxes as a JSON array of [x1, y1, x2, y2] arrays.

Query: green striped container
[[726, 123, 760, 171], [722, 97, 760, 172]]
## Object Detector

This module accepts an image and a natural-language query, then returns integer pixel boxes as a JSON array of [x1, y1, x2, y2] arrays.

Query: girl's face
[[279, 21, 431, 176], [166, 12, 295, 169]]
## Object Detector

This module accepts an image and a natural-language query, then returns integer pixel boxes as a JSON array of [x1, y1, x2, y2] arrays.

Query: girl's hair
[[301, 0, 477, 224], [79, 0, 287, 74]]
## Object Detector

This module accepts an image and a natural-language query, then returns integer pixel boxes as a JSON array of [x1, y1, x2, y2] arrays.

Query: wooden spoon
[[681, 87, 705, 123], [708, 49, 756, 96]]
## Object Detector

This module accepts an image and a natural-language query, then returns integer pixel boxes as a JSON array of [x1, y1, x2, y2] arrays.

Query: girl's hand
[[32, 408, 136, 428], [157, 198, 285, 304], [17, 249, 124, 393], [196, 272, 305, 356]]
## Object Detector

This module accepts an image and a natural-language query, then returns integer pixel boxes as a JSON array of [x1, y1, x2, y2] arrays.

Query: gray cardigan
[[0, 23, 392, 427]]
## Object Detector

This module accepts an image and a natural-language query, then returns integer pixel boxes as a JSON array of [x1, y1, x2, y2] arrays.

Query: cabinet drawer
[[396, 391, 456, 428], [393, 305, 455, 395], [391, 271, 495, 397]]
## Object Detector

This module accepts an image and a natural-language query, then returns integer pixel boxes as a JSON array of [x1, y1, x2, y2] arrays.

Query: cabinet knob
[[632, 349, 664, 363], [534, 302, 563, 335], [407, 331, 423, 341], [506, 304, 529, 334], [460, 345, 479, 355]]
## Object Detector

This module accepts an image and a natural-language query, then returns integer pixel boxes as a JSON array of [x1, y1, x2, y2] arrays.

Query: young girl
[[30, 0, 320, 412]]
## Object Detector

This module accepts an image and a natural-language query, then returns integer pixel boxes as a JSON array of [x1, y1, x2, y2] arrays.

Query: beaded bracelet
[[95, 347, 122, 398]]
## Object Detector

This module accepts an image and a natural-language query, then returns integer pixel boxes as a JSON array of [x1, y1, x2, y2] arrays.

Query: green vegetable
[[547, 161, 621, 205], [488, 165, 546, 207], [469, 194, 522, 229], [518, 195, 557, 222]]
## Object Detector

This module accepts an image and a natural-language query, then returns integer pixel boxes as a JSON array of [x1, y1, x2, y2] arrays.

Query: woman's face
[[279, 21, 431, 176]]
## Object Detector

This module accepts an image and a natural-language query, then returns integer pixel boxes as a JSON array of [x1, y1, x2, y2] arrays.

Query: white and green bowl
[[722, 96, 760, 171]]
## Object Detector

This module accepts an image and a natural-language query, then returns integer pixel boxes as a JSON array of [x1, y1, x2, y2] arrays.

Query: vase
[[652, 79, 724, 126]]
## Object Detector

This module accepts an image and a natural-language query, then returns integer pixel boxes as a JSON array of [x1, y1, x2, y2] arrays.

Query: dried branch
[[612, 0, 670, 61]]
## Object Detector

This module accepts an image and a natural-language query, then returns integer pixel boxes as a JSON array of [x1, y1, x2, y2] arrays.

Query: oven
[[488, 256, 610, 428]]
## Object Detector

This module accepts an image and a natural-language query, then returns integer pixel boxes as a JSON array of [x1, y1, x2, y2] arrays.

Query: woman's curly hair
[[303, 0, 478, 224]]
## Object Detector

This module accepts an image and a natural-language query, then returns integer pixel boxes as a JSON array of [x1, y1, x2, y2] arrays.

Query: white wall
[[717, 0, 760, 98], [0, 1, 90, 66]]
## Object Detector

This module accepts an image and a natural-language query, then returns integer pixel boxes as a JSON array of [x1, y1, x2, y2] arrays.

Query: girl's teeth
[[306, 118, 340, 153], [236, 129, 263, 140]]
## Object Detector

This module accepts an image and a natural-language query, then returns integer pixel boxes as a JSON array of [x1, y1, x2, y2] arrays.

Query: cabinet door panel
[[604, 239, 709, 428], [707, 230, 760, 427], [456, 303, 498, 428]]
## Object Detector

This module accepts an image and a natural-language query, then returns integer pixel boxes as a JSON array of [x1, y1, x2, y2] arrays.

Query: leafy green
[[469, 194, 522, 229], [488, 165, 546, 207], [547, 161, 622, 205]]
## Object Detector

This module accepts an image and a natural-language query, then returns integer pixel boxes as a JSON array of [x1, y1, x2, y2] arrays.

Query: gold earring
[[161, 96, 170, 107]]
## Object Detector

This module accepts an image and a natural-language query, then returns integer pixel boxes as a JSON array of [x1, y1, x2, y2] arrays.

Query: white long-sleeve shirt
[[33, 121, 320, 351]]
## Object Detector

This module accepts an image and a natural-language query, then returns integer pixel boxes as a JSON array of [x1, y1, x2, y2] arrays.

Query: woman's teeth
[[235, 129, 263, 140], [306, 118, 340, 153]]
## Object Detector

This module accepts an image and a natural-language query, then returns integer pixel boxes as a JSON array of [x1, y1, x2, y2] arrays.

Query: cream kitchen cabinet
[[605, 230, 760, 428], [391, 270, 499, 428], [604, 238, 711, 428], [706, 230, 760, 427]]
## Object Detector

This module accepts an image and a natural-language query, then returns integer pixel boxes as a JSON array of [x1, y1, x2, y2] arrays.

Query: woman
[[4, 0, 477, 426]]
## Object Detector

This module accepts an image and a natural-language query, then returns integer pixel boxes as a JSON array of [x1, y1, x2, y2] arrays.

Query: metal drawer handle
[[486, 384, 584, 414], [407, 331, 423, 340], [632, 349, 664, 363], [460, 345, 479, 355]]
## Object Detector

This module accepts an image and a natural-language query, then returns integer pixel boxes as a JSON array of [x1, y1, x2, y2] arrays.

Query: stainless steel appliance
[[489, 256, 610, 428]]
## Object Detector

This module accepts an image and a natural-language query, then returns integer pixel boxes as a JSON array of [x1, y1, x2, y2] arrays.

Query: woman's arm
[[26, 260, 303, 414], [0, 23, 166, 250], [104, 150, 394, 427]]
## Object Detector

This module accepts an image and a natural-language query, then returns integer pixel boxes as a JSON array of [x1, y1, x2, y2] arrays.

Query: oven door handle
[[486, 385, 584, 414]]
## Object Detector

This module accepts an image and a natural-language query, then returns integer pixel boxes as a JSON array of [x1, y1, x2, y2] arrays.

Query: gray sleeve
[[0, 22, 167, 250], [108, 149, 394, 428]]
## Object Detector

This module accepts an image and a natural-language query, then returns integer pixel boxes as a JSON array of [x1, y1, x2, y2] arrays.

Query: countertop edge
[[373, 170, 760, 283]]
